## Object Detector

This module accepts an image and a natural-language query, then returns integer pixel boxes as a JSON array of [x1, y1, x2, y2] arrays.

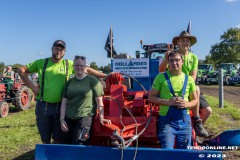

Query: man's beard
[[52, 54, 64, 61]]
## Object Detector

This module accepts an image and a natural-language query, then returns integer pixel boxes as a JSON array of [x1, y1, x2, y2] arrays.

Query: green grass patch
[[0, 97, 240, 159], [205, 95, 240, 134], [0, 103, 40, 160]]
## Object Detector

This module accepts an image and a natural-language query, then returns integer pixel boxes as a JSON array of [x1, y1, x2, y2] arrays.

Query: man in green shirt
[[18, 40, 106, 144], [159, 31, 210, 137], [149, 51, 198, 149]]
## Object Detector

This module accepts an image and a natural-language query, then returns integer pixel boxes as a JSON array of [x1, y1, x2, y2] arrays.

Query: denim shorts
[[35, 100, 61, 143], [200, 93, 210, 109]]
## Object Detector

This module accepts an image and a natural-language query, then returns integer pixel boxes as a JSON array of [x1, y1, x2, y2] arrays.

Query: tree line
[[1, 27, 239, 74], [200, 27, 240, 68], [0, 62, 111, 75]]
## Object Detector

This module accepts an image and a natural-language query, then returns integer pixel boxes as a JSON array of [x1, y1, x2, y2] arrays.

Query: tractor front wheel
[[14, 86, 31, 111], [0, 101, 9, 117]]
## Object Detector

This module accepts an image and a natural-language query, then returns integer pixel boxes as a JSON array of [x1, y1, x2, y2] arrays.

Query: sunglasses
[[74, 55, 86, 60]]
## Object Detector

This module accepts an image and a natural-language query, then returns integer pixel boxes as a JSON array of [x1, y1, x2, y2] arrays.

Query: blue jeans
[[35, 100, 61, 143], [158, 107, 192, 149]]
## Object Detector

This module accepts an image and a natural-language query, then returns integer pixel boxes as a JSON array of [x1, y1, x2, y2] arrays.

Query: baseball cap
[[53, 40, 66, 48]]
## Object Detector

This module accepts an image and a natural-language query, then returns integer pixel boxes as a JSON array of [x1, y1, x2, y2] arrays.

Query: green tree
[[11, 63, 24, 69], [208, 27, 240, 65], [0, 62, 5, 75], [203, 55, 214, 64], [99, 63, 111, 74], [198, 59, 205, 64], [90, 62, 99, 70]]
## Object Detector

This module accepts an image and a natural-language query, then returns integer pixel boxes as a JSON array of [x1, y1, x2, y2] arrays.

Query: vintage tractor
[[197, 64, 213, 84], [0, 68, 31, 118]]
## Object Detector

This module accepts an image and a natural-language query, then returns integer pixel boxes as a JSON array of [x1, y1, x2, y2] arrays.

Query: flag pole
[[187, 20, 191, 35], [187, 20, 192, 52], [110, 25, 113, 58]]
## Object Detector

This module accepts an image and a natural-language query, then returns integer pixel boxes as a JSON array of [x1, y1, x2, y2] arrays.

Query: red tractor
[[0, 68, 31, 118]]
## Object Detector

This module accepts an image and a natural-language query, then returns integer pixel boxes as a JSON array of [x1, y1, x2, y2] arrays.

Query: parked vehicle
[[205, 70, 219, 85], [220, 63, 237, 85], [0, 68, 31, 117], [229, 71, 240, 85], [197, 64, 214, 84]]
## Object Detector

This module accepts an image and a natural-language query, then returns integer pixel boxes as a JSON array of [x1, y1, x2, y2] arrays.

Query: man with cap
[[159, 31, 210, 138], [18, 40, 107, 144]]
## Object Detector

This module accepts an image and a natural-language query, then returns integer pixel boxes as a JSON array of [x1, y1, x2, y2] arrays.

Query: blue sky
[[0, 0, 239, 66]]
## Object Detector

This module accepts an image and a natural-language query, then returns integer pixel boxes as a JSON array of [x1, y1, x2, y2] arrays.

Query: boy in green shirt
[[149, 51, 198, 149]]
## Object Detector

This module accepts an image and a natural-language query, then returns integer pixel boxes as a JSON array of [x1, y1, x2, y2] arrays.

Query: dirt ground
[[199, 84, 240, 160], [199, 84, 240, 107]]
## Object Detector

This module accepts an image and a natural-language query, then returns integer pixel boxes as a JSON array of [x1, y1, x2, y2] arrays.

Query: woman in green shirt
[[60, 56, 111, 144]]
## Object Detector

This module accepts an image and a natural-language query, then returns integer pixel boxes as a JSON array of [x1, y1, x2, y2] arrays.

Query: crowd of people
[[16, 30, 211, 149]]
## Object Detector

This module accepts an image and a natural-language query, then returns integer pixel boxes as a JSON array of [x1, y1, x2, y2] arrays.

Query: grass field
[[0, 103, 40, 160], [0, 97, 239, 160]]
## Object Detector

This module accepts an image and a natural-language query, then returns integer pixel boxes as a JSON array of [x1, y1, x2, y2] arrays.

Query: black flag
[[104, 27, 117, 58], [187, 20, 191, 35]]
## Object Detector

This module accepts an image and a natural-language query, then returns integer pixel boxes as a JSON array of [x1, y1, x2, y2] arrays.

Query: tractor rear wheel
[[14, 85, 31, 111], [0, 101, 9, 117]]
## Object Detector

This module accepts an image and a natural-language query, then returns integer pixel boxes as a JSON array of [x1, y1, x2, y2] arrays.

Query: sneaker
[[192, 117, 209, 137], [196, 137, 203, 145]]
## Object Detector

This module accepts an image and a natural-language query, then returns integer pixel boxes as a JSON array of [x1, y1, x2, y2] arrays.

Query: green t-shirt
[[152, 71, 196, 116], [182, 52, 198, 75], [63, 75, 104, 119], [3, 71, 14, 82], [27, 57, 74, 103], [163, 52, 198, 75]]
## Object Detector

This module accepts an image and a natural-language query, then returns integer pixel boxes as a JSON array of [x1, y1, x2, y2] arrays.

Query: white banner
[[112, 58, 149, 77]]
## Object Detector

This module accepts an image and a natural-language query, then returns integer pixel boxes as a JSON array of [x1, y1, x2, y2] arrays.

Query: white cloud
[[225, 0, 238, 3], [236, 24, 240, 28]]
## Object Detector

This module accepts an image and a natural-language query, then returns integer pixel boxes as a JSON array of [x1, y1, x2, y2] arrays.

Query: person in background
[[149, 51, 198, 149], [60, 55, 111, 144], [3, 66, 14, 93]]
